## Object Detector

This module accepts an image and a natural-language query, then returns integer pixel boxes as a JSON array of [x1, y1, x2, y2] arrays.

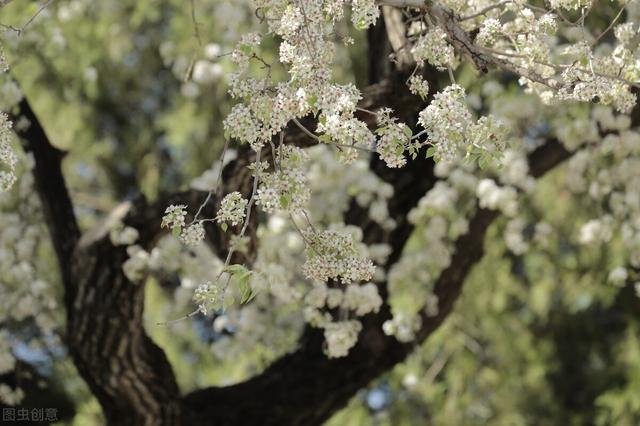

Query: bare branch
[[13, 98, 80, 287]]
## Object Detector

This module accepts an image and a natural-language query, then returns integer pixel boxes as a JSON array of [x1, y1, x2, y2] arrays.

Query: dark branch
[[13, 98, 80, 288]]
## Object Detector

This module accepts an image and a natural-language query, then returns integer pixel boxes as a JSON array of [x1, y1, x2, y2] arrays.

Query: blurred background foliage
[[1, 0, 639, 424]]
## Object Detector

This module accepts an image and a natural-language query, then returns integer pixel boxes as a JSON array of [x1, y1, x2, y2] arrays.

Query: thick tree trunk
[[68, 236, 183, 426]]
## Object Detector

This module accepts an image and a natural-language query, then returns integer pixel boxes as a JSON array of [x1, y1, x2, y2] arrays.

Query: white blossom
[[217, 192, 248, 226], [323, 320, 362, 358]]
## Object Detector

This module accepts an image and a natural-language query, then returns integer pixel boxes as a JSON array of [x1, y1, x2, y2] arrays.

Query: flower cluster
[[476, 179, 518, 217], [256, 146, 309, 213], [109, 222, 139, 246], [193, 281, 224, 315], [504, 217, 529, 255], [418, 85, 471, 162], [343, 283, 383, 316], [411, 27, 455, 70], [303, 281, 382, 318], [476, 18, 502, 46], [0, 113, 16, 191], [0, 43, 8, 73], [301, 227, 375, 284], [323, 320, 362, 358], [578, 217, 613, 245], [383, 313, 422, 343], [217, 191, 248, 226], [375, 108, 412, 168], [316, 114, 374, 164], [549, 0, 592, 10], [161, 204, 187, 232], [351, 0, 379, 29], [407, 75, 429, 100], [418, 85, 507, 164], [180, 222, 206, 246], [122, 245, 151, 282]]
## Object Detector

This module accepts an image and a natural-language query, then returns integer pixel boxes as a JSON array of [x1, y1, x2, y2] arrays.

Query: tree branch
[[13, 98, 80, 289]]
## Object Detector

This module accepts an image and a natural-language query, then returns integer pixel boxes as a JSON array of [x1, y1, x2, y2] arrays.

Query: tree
[[1, 0, 640, 424]]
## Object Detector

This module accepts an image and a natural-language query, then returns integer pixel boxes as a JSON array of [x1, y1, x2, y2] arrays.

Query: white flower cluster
[[223, 104, 265, 151], [614, 23, 636, 45], [462, 1, 637, 114], [151, 0, 640, 360], [476, 18, 502, 46], [122, 245, 151, 282], [0, 113, 16, 191], [499, 149, 534, 190], [504, 217, 529, 255], [578, 216, 613, 245], [351, 0, 379, 29], [223, 0, 380, 159], [418, 85, 472, 161], [180, 222, 206, 246], [560, 68, 636, 114], [418, 85, 507, 163], [407, 75, 429, 100], [316, 113, 375, 164], [323, 320, 362, 358], [217, 191, 248, 226], [409, 181, 458, 219], [301, 227, 375, 284], [306, 146, 395, 228], [0, 43, 8, 73], [375, 108, 412, 168], [160, 204, 206, 246], [343, 282, 383, 316], [256, 146, 310, 213], [109, 221, 140, 246], [193, 281, 223, 315], [549, 0, 592, 10], [476, 179, 518, 217], [383, 313, 422, 343], [304, 281, 382, 317], [411, 27, 455, 70], [608, 267, 628, 287], [161, 204, 187, 232]]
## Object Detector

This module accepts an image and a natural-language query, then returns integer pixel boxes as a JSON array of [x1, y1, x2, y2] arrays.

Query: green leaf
[[403, 126, 413, 139], [280, 193, 291, 209], [238, 274, 253, 304], [318, 134, 332, 143], [224, 264, 248, 276], [426, 146, 437, 158], [220, 222, 228, 232], [172, 226, 181, 237]]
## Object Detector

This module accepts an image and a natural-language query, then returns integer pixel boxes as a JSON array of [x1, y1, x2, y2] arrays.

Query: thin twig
[[1, 0, 55, 35]]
